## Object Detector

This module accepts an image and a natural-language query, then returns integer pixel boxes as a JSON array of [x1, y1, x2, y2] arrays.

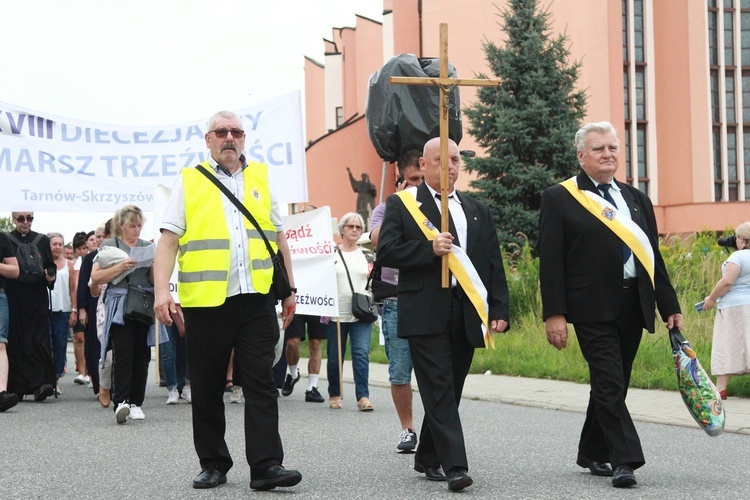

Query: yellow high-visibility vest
[[177, 161, 277, 306]]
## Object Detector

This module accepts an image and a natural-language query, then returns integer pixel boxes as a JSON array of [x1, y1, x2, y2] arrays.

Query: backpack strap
[[5, 232, 22, 246], [5, 232, 43, 247]]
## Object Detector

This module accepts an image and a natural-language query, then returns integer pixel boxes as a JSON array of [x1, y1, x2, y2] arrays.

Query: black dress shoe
[[611, 465, 637, 488], [33, 384, 54, 402], [0, 391, 19, 412], [250, 465, 302, 490], [192, 469, 227, 489], [576, 456, 613, 477], [414, 463, 447, 481], [447, 469, 473, 491]]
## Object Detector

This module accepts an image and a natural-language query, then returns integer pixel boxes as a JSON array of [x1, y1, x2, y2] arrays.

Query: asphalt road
[[1, 358, 747, 499]]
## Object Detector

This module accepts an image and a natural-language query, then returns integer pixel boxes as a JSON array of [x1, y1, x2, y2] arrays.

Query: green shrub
[[472, 232, 750, 397], [299, 229, 750, 397]]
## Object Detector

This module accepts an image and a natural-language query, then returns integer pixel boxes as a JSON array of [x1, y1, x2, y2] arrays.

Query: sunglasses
[[344, 224, 362, 231], [15, 215, 34, 223], [209, 128, 245, 139]]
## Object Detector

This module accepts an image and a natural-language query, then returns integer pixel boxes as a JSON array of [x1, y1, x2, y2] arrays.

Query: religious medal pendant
[[423, 219, 436, 230], [602, 206, 616, 221]]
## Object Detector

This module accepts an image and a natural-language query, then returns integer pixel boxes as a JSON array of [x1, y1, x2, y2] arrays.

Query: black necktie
[[435, 193, 460, 247], [598, 183, 632, 264]]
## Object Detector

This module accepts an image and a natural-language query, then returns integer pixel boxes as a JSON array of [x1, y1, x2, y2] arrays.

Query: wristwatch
[[290, 287, 298, 293]]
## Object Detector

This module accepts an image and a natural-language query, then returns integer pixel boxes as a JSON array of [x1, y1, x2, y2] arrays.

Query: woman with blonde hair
[[704, 221, 750, 399], [92, 205, 154, 423]]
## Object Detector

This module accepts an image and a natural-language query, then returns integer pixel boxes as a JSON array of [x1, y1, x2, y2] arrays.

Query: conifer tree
[[463, 0, 586, 251], [0, 216, 13, 233]]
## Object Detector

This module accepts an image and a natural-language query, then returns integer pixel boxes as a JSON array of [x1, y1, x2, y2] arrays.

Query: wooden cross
[[389, 23, 499, 287]]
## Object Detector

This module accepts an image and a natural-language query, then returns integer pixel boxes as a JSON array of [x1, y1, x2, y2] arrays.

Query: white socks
[[307, 374, 319, 391]]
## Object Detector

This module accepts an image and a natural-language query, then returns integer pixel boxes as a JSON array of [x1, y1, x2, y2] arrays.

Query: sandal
[[225, 379, 233, 393], [329, 397, 342, 409], [357, 397, 374, 412]]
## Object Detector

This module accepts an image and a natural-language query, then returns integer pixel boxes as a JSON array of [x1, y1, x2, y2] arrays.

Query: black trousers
[[83, 304, 101, 394], [110, 319, 150, 408], [573, 286, 646, 469], [409, 295, 474, 473], [183, 293, 283, 478]]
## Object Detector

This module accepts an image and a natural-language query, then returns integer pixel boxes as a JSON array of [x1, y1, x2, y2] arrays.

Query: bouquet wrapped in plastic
[[670, 328, 725, 437]]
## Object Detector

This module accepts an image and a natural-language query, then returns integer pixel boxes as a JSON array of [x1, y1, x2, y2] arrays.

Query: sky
[[1, 0, 383, 241]]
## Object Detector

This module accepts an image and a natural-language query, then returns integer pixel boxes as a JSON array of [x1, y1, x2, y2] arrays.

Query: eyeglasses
[[15, 215, 34, 223], [209, 128, 245, 139], [344, 224, 362, 231]]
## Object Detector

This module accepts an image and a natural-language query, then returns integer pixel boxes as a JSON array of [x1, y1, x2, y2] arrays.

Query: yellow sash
[[395, 189, 495, 348], [560, 177, 655, 287]]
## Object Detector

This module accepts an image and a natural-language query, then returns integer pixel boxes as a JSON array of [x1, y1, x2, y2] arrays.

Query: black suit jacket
[[377, 183, 510, 347], [538, 171, 680, 332], [77, 250, 97, 313]]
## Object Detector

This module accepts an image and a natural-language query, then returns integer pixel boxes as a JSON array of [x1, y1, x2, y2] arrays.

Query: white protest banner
[[0, 91, 307, 211], [283, 207, 338, 317]]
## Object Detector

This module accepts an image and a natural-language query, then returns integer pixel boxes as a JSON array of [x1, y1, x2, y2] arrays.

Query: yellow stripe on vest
[[560, 177, 655, 287], [395, 190, 495, 348]]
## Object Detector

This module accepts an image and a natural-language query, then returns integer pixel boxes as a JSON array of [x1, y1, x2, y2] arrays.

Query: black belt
[[623, 278, 638, 288]]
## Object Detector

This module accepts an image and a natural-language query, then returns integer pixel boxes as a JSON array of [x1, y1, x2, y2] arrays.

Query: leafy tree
[[463, 0, 586, 251], [0, 216, 13, 233]]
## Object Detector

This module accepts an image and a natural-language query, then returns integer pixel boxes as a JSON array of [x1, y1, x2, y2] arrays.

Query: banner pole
[[336, 317, 343, 399], [154, 318, 160, 384]]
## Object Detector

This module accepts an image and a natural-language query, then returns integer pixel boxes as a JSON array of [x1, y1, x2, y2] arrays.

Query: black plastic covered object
[[366, 53, 462, 162]]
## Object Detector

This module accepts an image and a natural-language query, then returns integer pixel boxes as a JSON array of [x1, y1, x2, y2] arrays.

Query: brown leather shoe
[[99, 388, 111, 408]]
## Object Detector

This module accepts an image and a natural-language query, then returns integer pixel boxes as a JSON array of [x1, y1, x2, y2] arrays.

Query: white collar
[[425, 183, 461, 203]]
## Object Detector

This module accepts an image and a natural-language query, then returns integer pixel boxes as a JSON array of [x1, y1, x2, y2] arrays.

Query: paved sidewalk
[[315, 358, 750, 436]]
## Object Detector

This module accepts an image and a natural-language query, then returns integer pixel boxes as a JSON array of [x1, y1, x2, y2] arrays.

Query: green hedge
[[301, 230, 748, 397]]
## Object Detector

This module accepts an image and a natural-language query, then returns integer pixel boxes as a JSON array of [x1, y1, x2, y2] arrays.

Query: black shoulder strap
[[336, 246, 355, 293], [31, 233, 43, 246], [5, 232, 22, 247], [195, 164, 280, 263]]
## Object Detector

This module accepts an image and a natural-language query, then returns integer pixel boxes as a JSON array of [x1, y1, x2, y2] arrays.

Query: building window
[[623, 0, 649, 194], [335, 106, 344, 127], [710, 0, 749, 201]]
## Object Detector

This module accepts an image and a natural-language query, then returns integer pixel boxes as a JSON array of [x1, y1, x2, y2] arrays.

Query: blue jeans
[[381, 299, 413, 385], [49, 311, 70, 378], [327, 320, 372, 400], [160, 324, 189, 391], [0, 290, 8, 343]]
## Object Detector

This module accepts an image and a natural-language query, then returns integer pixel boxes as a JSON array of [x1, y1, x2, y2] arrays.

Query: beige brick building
[[303, 0, 746, 234]]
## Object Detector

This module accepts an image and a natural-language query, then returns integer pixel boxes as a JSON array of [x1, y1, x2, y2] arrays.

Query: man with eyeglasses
[[4, 211, 57, 402], [154, 110, 301, 491]]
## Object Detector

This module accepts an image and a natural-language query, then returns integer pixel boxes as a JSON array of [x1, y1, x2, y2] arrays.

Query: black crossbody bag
[[115, 238, 155, 325], [337, 247, 377, 323], [195, 165, 292, 301]]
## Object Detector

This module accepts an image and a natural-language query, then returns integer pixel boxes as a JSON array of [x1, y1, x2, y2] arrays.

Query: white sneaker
[[166, 388, 179, 405], [74, 374, 87, 385], [180, 386, 192, 404], [229, 385, 243, 404], [129, 405, 145, 420], [83, 375, 91, 384], [115, 402, 130, 424]]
